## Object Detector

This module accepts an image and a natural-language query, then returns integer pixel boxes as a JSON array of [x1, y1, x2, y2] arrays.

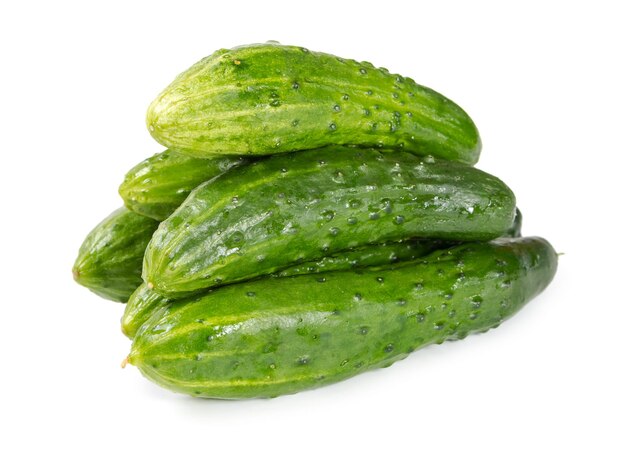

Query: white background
[[1, 1, 624, 460]]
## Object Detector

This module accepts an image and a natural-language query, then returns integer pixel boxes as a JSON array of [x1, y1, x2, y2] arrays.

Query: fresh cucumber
[[128, 237, 558, 399], [143, 147, 516, 298], [147, 42, 481, 164], [119, 149, 250, 221], [72, 208, 159, 302]]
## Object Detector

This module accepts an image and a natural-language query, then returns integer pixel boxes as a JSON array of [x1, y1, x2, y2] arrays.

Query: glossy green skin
[[147, 42, 481, 165], [73, 208, 159, 302], [119, 149, 249, 221], [129, 237, 558, 399], [124, 217, 519, 337], [275, 239, 447, 277], [122, 240, 448, 339], [143, 147, 516, 298], [279, 210, 522, 277], [122, 283, 170, 338]]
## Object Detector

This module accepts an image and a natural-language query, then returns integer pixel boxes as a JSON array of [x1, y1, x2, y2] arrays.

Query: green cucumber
[[147, 42, 481, 164], [73, 207, 159, 302], [128, 237, 558, 399], [143, 147, 516, 298], [122, 239, 448, 339], [119, 149, 250, 221]]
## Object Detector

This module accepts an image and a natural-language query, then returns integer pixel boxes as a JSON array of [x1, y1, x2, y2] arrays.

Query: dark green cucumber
[[128, 237, 558, 399], [119, 149, 250, 221], [73, 208, 159, 302], [122, 283, 170, 338], [122, 239, 449, 339], [143, 147, 516, 298], [147, 42, 481, 164]]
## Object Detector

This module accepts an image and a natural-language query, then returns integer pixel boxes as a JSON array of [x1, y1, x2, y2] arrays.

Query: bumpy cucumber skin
[[119, 149, 249, 221], [73, 208, 159, 302], [143, 147, 516, 298], [124, 216, 517, 336], [122, 240, 449, 338], [275, 239, 447, 277], [279, 212, 522, 278], [130, 237, 558, 399], [147, 43, 481, 165]]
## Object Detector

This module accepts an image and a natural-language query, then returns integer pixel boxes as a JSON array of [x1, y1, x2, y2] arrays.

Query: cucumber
[[119, 149, 250, 221], [72, 207, 159, 302], [122, 239, 449, 339], [143, 147, 516, 298], [128, 237, 558, 399], [147, 42, 481, 165]]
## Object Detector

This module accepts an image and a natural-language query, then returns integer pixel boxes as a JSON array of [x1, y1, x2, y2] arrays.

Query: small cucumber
[[119, 149, 250, 221], [147, 42, 481, 164], [73, 208, 159, 302], [143, 147, 516, 298], [128, 237, 558, 399]]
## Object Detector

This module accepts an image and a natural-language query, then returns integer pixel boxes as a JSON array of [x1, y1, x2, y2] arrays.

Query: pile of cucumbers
[[73, 43, 557, 399]]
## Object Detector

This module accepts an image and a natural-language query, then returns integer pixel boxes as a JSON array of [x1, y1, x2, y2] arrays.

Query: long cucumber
[[147, 42, 481, 164], [143, 147, 516, 298], [128, 237, 558, 399]]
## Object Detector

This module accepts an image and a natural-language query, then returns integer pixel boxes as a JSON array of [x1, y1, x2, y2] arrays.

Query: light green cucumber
[[147, 42, 481, 164]]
